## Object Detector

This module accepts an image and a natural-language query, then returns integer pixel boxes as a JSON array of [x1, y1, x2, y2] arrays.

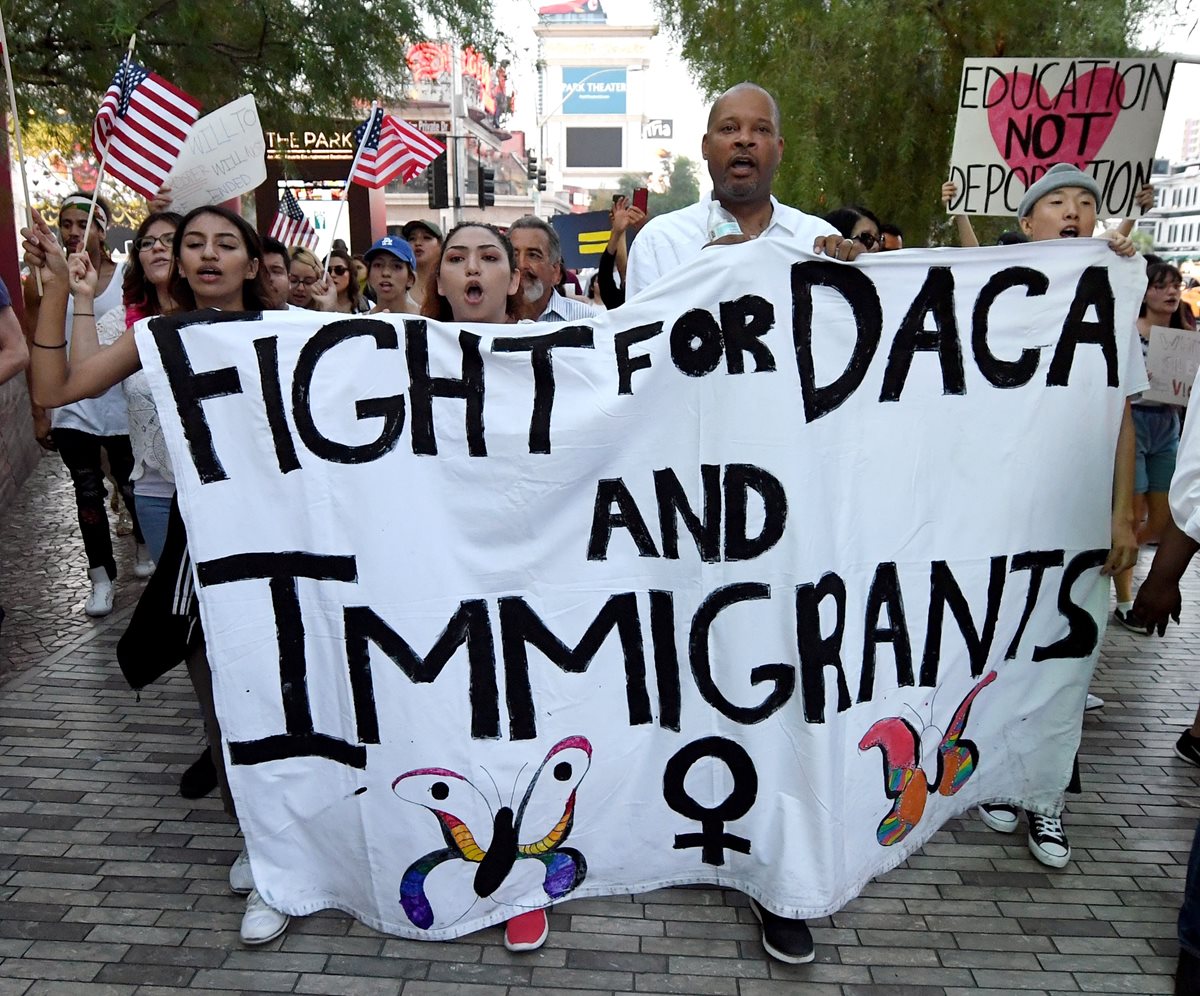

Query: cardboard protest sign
[[1144, 325, 1200, 405], [137, 237, 1145, 938], [948, 58, 1175, 218], [164, 95, 266, 214]]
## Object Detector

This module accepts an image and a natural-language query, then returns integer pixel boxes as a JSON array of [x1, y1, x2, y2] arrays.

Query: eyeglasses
[[289, 275, 317, 287], [328, 265, 350, 276], [134, 233, 174, 252], [853, 231, 877, 249]]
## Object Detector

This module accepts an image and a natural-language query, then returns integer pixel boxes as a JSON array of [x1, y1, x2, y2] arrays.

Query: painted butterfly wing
[[392, 767, 494, 860], [514, 735, 593, 853], [934, 670, 997, 797], [858, 716, 928, 845]]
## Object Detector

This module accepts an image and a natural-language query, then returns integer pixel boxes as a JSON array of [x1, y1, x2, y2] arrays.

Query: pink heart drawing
[[986, 69, 1125, 178]]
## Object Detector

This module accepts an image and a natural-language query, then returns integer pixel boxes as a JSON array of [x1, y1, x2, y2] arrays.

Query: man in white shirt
[[1131, 379, 1200, 993], [509, 216, 599, 323], [625, 82, 854, 298]]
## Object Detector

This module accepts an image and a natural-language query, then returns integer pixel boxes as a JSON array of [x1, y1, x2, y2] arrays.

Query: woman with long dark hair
[[1115, 262, 1197, 629]]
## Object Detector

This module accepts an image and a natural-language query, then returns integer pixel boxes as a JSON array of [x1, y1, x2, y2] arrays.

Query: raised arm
[[23, 213, 141, 407], [0, 302, 28, 386], [942, 181, 979, 248], [1117, 184, 1154, 238]]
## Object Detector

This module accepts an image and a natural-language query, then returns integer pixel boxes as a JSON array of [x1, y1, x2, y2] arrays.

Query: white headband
[[60, 196, 108, 230]]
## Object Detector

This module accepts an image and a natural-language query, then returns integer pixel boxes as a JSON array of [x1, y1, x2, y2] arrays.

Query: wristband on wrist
[[73, 312, 94, 317], [32, 340, 67, 349]]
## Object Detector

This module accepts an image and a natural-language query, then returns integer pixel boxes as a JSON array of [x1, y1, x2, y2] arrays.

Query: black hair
[[823, 205, 881, 239], [420, 222, 516, 322], [260, 235, 290, 266], [121, 211, 183, 319], [168, 205, 270, 312], [879, 222, 903, 238], [1140, 262, 1195, 330], [996, 231, 1029, 246]]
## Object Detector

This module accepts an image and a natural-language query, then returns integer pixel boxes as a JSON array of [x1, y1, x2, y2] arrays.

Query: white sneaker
[[84, 567, 114, 617], [240, 889, 289, 945], [229, 849, 253, 895], [978, 803, 1020, 833], [1027, 812, 1071, 868], [1085, 693, 1105, 711], [133, 543, 155, 579]]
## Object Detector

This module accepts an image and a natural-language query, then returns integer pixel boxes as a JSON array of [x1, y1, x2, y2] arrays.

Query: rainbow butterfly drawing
[[858, 670, 997, 846], [392, 735, 592, 929]]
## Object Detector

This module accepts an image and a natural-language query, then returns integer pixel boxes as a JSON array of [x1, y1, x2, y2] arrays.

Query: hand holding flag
[[91, 57, 201, 198]]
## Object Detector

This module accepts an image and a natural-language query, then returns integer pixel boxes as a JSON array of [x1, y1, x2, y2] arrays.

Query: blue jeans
[[1181, 820, 1200, 957], [134, 493, 174, 563]]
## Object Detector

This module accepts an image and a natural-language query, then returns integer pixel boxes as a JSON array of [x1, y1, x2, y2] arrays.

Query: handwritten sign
[[1144, 325, 1200, 405], [137, 239, 1145, 938], [165, 96, 266, 214], [947, 58, 1175, 217]]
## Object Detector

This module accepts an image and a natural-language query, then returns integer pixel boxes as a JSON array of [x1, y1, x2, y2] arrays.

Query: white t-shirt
[[625, 193, 838, 298], [96, 306, 174, 498], [51, 260, 129, 436]]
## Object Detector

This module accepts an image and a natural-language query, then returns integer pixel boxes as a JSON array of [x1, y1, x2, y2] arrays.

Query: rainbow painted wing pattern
[[858, 671, 997, 846]]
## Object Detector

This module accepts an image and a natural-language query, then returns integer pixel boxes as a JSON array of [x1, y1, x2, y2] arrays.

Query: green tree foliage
[[588, 157, 700, 214], [652, 0, 1158, 244], [651, 155, 700, 214], [3, 0, 496, 131]]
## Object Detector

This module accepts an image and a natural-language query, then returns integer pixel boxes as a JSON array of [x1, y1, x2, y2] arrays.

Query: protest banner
[[947, 58, 1175, 218], [137, 237, 1144, 938], [1144, 325, 1200, 405], [164, 95, 266, 214]]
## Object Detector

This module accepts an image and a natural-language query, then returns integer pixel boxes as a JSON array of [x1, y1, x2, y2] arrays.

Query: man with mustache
[[509, 215, 598, 322], [626, 82, 854, 297]]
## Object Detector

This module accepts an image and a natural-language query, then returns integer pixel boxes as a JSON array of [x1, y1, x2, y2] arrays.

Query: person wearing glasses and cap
[[364, 236, 421, 315], [22, 190, 149, 617], [402, 219, 443, 312]]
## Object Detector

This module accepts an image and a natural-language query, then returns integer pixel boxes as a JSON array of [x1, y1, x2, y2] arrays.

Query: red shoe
[[504, 908, 549, 952]]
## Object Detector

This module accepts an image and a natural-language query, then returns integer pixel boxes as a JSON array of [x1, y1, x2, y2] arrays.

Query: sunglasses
[[134, 233, 175, 252], [853, 231, 877, 249], [328, 265, 350, 276]]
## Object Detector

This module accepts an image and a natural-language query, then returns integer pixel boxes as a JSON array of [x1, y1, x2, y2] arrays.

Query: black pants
[[54, 427, 143, 579]]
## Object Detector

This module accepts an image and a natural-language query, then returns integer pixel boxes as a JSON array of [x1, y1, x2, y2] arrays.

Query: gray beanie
[[1017, 163, 1102, 219]]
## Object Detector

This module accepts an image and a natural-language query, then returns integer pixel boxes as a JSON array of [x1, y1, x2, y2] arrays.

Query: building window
[[565, 127, 623, 168]]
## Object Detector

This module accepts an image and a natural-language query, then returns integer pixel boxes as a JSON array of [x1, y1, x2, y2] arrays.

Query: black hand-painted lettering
[[650, 589, 682, 731], [196, 551, 363, 767], [343, 600, 500, 741], [690, 583, 794, 724], [291, 319, 406, 464], [614, 322, 663, 395], [587, 478, 660, 560], [719, 295, 776, 374], [972, 267, 1047, 388], [1005, 550, 1065, 659], [406, 320, 486, 455], [499, 593, 650, 741], [1047, 267, 1119, 388], [654, 465, 720, 562], [858, 561, 913, 703], [791, 261, 882, 422], [1033, 548, 1107, 660], [880, 266, 966, 401], [670, 308, 724, 376], [722, 464, 787, 561], [253, 336, 302, 474], [493, 325, 595, 454], [795, 572, 850, 723], [919, 557, 1007, 685]]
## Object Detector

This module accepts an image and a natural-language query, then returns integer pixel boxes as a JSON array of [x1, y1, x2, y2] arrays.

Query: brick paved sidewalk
[[1, 459, 1198, 994]]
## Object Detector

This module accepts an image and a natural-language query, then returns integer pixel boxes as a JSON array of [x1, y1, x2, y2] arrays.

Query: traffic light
[[526, 151, 537, 182], [477, 164, 495, 209], [427, 155, 449, 209], [537, 167, 547, 192]]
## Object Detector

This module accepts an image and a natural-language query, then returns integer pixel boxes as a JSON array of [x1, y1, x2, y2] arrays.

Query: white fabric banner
[[137, 237, 1144, 938]]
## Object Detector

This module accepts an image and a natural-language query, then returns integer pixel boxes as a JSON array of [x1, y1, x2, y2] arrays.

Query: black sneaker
[[180, 748, 218, 799], [1113, 607, 1151, 634], [749, 899, 814, 964], [1176, 730, 1200, 769], [1025, 811, 1070, 868]]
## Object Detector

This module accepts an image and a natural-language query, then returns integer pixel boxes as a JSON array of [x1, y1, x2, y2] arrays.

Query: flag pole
[[323, 99, 378, 277], [83, 32, 137, 246], [0, 3, 41, 292]]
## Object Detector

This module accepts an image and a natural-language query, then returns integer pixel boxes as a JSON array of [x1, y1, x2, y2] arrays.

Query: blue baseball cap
[[364, 235, 416, 269]]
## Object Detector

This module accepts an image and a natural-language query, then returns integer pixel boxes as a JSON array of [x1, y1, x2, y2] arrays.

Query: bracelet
[[73, 312, 94, 317], [32, 340, 66, 349]]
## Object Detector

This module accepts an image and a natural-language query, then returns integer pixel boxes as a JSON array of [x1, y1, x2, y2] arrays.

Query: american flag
[[349, 109, 445, 188], [91, 59, 201, 199], [268, 190, 319, 252]]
